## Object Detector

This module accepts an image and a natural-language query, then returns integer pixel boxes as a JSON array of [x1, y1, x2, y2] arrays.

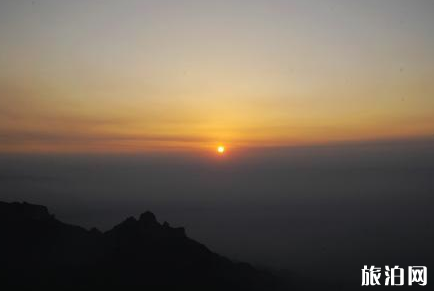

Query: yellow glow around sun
[[217, 146, 225, 154]]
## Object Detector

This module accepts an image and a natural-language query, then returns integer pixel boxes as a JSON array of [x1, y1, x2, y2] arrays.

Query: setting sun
[[217, 146, 225, 154]]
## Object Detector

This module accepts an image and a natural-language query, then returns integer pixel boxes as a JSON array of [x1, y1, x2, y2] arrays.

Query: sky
[[1, 0, 433, 154]]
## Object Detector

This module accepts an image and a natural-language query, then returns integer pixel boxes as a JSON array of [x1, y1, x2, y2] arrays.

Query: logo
[[362, 266, 427, 286]]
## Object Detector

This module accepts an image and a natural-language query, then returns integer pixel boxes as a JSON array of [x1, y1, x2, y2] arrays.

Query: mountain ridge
[[0, 201, 280, 291]]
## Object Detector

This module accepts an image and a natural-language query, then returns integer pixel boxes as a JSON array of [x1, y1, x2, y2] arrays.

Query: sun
[[217, 145, 225, 154]]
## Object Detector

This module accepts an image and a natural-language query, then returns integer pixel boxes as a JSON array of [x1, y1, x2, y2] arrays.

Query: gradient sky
[[1, 0, 433, 153]]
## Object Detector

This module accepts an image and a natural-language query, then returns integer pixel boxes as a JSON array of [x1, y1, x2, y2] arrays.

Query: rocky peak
[[139, 211, 157, 225], [0, 201, 52, 221]]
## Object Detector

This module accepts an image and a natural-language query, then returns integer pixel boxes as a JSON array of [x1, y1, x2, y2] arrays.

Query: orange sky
[[1, 0, 433, 154]]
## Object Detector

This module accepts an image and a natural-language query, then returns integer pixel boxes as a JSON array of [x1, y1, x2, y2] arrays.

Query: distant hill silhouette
[[0, 201, 280, 291]]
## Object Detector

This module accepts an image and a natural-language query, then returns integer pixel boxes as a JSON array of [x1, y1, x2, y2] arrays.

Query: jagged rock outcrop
[[0, 201, 279, 291]]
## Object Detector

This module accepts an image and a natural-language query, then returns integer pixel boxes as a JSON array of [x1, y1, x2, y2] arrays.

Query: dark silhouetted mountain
[[0, 201, 280, 291]]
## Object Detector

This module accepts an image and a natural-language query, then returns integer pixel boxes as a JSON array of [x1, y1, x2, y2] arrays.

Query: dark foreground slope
[[0, 201, 279, 291]]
